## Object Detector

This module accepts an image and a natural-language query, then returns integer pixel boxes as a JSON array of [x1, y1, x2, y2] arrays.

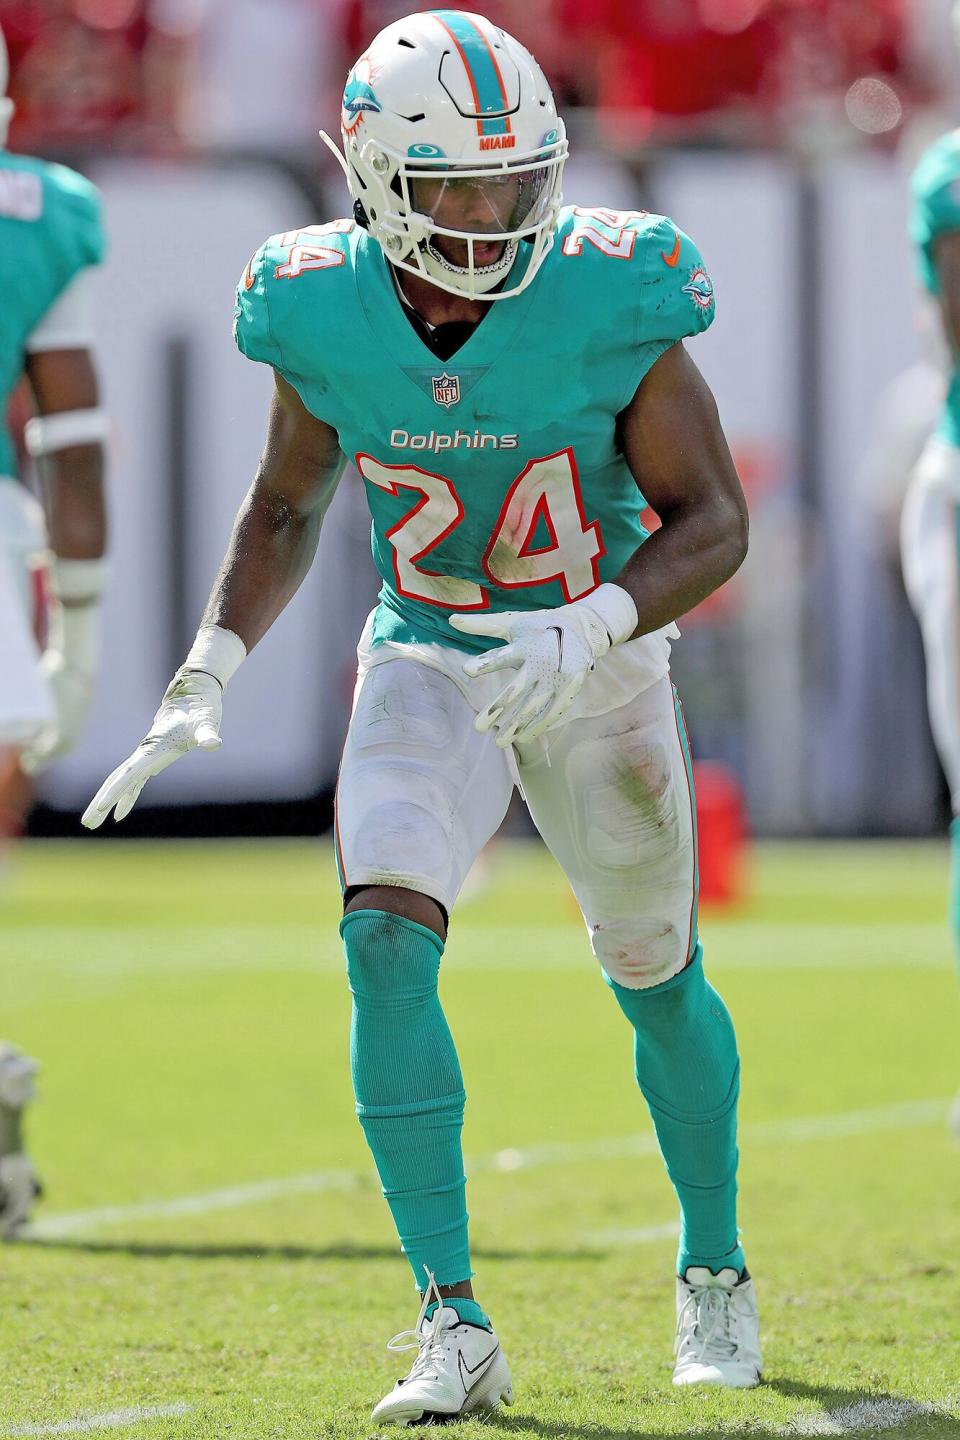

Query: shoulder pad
[[233, 220, 356, 369], [911, 134, 960, 240], [555, 207, 714, 343], [43, 161, 106, 270]]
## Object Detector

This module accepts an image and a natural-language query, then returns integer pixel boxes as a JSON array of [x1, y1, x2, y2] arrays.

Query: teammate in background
[[906, 48, 960, 1135], [83, 12, 760, 1419], [0, 24, 108, 1234], [0, 1043, 40, 1239]]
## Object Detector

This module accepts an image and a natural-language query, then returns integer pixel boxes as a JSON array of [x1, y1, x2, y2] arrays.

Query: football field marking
[[7, 1403, 193, 1436], [27, 1170, 360, 1238], [26, 1097, 947, 1240], [783, 1398, 945, 1433], [473, 1097, 947, 1172]]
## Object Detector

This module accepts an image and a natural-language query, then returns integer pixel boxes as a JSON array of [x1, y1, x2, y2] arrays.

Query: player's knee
[[342, 907, 443, 1000], [591, 917, 687, 989], [344, 883, 447, 935]]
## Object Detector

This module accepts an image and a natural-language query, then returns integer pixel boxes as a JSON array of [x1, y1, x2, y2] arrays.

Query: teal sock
[[949, 819, 960, 972], [426, 1296, 491, 1329], [608, 946, 745, 1277], [341, 909, 471, 1289]]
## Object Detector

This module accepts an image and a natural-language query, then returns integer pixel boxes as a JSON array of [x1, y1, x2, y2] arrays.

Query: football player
[[0, 1042, 40, 1239], [83, 11, 760, 1419], [904, 14, 960, 1137], [0, 24, 108, 1236]]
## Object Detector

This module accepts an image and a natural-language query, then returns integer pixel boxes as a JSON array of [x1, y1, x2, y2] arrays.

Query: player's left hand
[[449, 584, 638, 748]]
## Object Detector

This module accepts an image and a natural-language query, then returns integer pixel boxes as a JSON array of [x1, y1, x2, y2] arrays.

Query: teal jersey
[[910, 130, 960, 446], [234, 206, 715, 651], [0, 152, 105, 477]]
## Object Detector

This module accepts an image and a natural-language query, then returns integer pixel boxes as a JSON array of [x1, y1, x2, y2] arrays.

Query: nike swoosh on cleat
[[458, 1345, 499, 1394], [661, 230, 681, 267]]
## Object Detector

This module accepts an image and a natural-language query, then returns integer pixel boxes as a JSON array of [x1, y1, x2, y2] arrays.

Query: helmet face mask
[[330, 11, 568, 301]]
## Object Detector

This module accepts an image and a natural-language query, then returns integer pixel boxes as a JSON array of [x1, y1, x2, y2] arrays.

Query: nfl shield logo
[[432, 372, 460, 408]]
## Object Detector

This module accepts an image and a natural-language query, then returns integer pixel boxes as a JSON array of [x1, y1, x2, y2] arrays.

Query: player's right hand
[[81, 670, 224, 829]]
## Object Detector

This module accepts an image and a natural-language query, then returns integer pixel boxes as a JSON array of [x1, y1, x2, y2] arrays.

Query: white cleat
[[0, 1153, 41, 1238], [672, 1266, 762, 1389], [0, 1044, 41, 1238], [372, 1275, 513, 1427]]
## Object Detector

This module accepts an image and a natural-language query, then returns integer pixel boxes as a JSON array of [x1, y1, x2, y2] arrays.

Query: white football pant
[[901, 436, 960, 812], [336, 618, 698, 990], [0, 479, 54, 747]]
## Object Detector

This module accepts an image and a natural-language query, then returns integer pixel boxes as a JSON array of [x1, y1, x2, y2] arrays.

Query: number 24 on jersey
[[356, 446, 605, 610]]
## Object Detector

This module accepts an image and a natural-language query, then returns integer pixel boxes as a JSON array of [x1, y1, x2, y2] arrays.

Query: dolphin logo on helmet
[[320, 10, 568, 303], [342, 57, 383, 135]]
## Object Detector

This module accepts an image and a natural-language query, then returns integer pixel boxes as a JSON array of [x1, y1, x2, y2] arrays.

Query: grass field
[[1, 838, 958, 1439]]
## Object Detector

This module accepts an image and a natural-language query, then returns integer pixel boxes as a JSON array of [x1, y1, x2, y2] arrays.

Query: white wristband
[[50, 556, 108, 603], [183, 625, 247, 689], [24, 408, 110, 456], [580, 583, 639, 647]]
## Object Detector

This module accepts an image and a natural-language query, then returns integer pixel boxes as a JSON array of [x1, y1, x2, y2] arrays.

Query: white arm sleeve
[[25, 267, 96, 353]]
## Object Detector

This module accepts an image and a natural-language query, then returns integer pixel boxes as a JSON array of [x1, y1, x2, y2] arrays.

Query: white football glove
[[449, 583, 638, 748], [81, 625, 246, 829], [21, 558, 107, 774], [21, 605, 98, 773]]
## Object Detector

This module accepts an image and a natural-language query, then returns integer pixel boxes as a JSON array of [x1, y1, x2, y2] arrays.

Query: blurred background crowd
[[0, 0, 954, 154], [4, 0, 959, 843]]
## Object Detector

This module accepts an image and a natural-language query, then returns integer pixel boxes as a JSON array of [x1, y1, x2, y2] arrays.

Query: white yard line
[[783, 1398, 945, 1434], [7, 1403, 193, 1437], [25, 1097, 947, 1241], [471, 1098, 948, 1173], [27, 1170, 360, 1238]]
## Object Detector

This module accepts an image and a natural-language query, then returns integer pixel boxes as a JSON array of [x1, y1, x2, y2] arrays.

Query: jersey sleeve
[[910, 142, 960, 295], [622, 217, 715, 408], [233, 241, 286, 368], [26, 266, 96, 352], [912, 159, 960, 242]]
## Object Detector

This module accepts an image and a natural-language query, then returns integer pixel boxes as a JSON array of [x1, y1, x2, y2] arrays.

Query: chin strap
[[318, 128, 350, 181]]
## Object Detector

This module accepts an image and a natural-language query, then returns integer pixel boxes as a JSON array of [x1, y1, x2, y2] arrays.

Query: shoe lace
[[386, 1270, 448, 1382], [676, 1282, 739, 1362]]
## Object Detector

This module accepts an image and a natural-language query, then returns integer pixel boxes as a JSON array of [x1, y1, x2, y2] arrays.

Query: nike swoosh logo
[[458, 1344, 499, 1393], [243, 256, 257, 291], [661, 230, 681, 267], [548, 625, 563, 670]]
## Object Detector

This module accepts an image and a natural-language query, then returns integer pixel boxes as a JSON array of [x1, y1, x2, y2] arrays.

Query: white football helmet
[[0, 26, 14, 148], [323, 10, 567, 301]]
